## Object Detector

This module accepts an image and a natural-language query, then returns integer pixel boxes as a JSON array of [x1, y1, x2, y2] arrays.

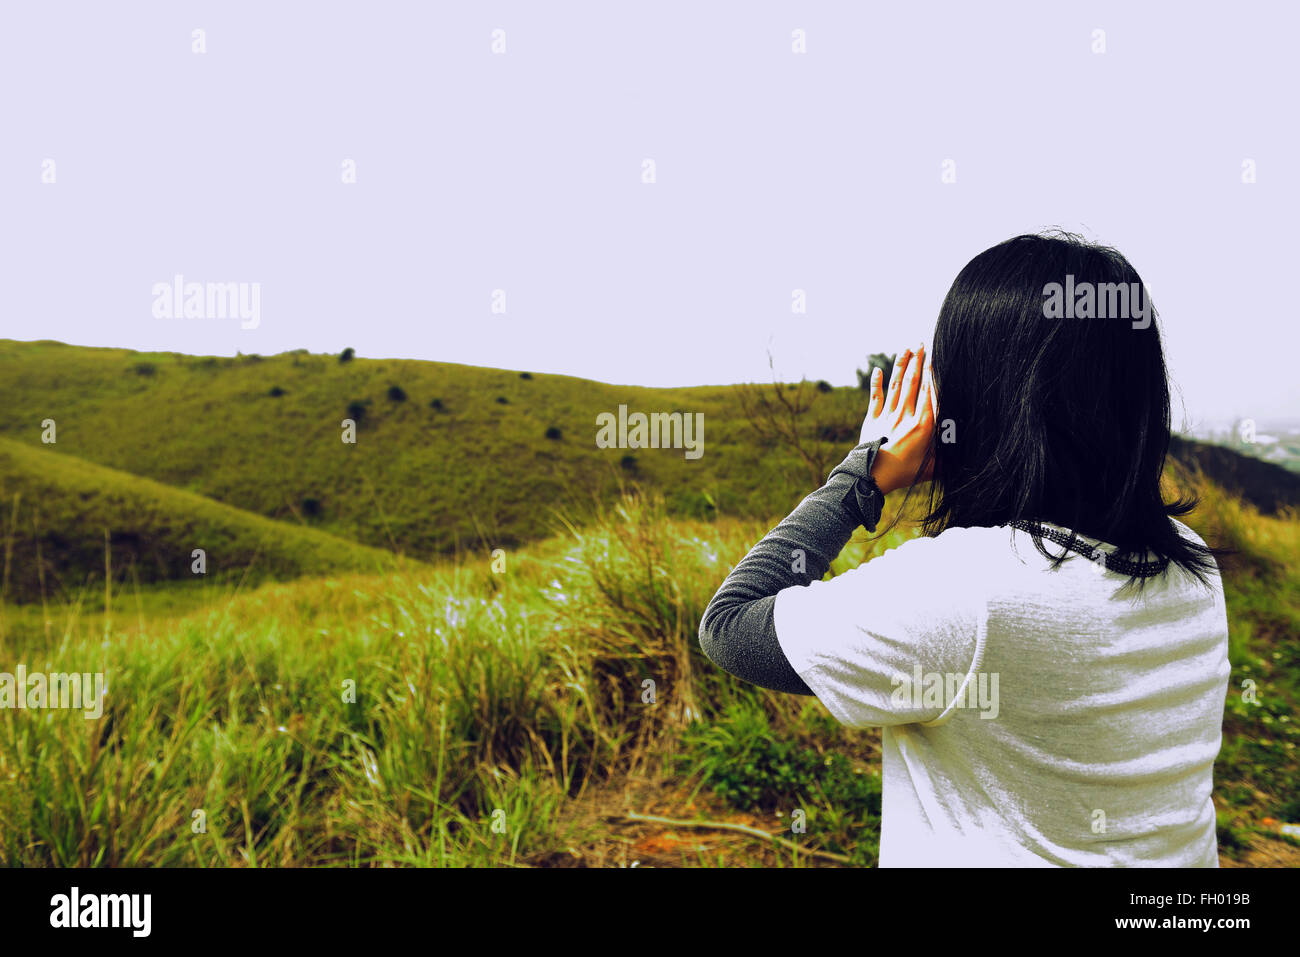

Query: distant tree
[[387, 385, 407, 402], [620, 454, 638, 473], [346, 399, 369, 422], [301, 497, 322, 517], [268, 386, 287, 397], [519, 372, 533, 380], [544, 426, 562, 440], [429, 398, 445, 411], [856, 352, 895, 392], [816, 380, 833, 393], [495, 396, 509, 405], [339, 347, 355, 363]]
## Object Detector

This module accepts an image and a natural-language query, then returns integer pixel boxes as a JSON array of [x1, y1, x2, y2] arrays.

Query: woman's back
[[775, 519, 1230, 866]]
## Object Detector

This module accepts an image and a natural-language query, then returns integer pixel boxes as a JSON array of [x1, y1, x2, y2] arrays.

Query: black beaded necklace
[[1009, 520, 1170, 578]]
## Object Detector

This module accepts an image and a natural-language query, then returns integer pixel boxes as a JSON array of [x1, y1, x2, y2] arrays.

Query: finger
[[888, 348, 912, 413], [903, 343, 925, 416], [920, 348, 937, 422], [870, 366, 885, 417]]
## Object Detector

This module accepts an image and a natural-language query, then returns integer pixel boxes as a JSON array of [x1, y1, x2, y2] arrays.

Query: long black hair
[[903, 231, 1223, 590]]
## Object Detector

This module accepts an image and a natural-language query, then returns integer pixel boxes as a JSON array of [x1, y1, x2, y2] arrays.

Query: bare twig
[[736, 355, 837, 493], [611, 810, 853, 864]]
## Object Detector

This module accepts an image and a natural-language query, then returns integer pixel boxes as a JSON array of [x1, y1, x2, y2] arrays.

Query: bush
[[339, 348, 355, 363], [346, 399, 369, 422], [131, 362, 157, 376], [301, 497, 322, 518], [268, 386, 286, 397], [429, 398, 444, 411], [387, 385, 407, 402], [816, 380, 833, 393], [495, 396, 509, 405], [676, 703, 882, 864], [519, 372, 533, 380], [545, 427, 562, 440], [818, 423, 856, 443], [620, 454, 638, 472]]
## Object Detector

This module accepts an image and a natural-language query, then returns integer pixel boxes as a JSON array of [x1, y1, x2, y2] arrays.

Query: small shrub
[[816, 380, 833, 393], [620, 454, 638, 472], [1216, 810, 1251, 851], [346, 399, 369, 422], [429, 398, 444, 411], [131, 362, 157, 376], [339, 347, 355, 363], [519, 372, 533, 380], [818, 423, 856, 443], [495, 396, 509, 405], [301, 497, 322, 518], [268, 386, 286, 397], [676, 703, 882, 864], [544, 426, 562, 440], [387, 385, 407, 402]]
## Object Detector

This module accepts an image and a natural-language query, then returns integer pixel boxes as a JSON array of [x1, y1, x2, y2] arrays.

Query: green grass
[[0, 489, 913, 866], [1, 471, 1290, 867], [0, 437, 410, 606], [1167, 463, 1300, 849]]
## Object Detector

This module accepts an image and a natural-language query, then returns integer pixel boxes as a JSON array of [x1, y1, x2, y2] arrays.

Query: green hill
[[0, 340, 864, 559], [1169, 434, 1300, 515], [0, 437, 407, 604], [0, 338, 1284, 569]]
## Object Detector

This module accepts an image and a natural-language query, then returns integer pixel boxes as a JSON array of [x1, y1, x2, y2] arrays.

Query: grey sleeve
[[697, 437, 889, 695]]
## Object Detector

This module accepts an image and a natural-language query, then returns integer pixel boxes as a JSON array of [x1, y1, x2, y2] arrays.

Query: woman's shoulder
[[870, 524, 1015, 569], [1169, 516, 1209, 548]]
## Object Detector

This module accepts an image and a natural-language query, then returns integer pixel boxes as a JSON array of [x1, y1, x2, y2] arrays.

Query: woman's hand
[[860, 343, 936, 495]]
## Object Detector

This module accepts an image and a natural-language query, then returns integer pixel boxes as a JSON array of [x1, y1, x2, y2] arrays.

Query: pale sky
[[2, 1, 1297, 429]]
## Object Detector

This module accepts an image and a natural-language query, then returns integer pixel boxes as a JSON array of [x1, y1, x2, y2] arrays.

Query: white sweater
[[774, 519, 1230, 867]]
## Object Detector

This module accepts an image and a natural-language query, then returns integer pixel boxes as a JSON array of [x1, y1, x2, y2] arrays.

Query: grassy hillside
[[1169, 434, 1300, 515], [1, 339, 1283, 564], [0, 437, 407, 605], [1, 474, 1295, 867], [0, 338, 1295, 867], [0, 340, 865, 558]]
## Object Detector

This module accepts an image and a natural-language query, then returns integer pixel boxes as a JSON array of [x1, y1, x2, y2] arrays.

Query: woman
[[699, 232, 1230, 867]]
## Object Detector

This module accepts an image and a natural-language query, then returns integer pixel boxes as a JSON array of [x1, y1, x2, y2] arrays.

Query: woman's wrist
[[869, 447, 904, 496]]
